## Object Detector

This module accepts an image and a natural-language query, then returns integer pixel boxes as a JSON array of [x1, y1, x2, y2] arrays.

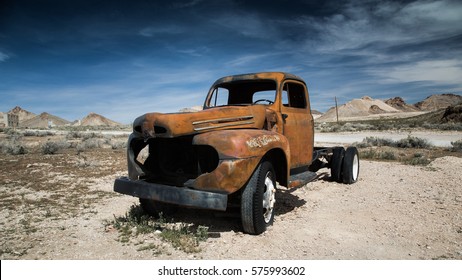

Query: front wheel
[[342, 147, 360, 184], [241, 161, 276, 235]]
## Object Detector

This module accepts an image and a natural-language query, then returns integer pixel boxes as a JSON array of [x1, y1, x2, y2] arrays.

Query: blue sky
[[1, 0, 461, 124]]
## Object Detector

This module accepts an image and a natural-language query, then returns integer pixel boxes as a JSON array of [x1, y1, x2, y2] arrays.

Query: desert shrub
[[450, 139, 462, 152], [359, 149, 396, 160], [356, 136, 432, 149], [66, 131, 104, 140], [0, 140, 27, 155], [381, 151, 397, 160], [404, 153, 431, 166], [76, 138, 107, 152], [0, 134, 27, 155], [356, 137, 395, 148], [395, 136, 432, 149], [41, 140, 70, 155], [41, 141, 59, 154], [110, 139, 127, 150], [4, 128, 21, 136], [23, 130, 55, 137], [359, 149, 376, 159]]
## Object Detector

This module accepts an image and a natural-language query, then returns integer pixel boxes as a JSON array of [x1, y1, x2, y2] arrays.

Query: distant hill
[[317, 96, 399, 122], [400, 103, 462, 124], [415, 94, 462, 111], [79, 112, 122, 127], [8, 106, 37, 123], [317, 94, 462, 122], [385, 97, 419, 112], [441, 103, 462, 123], [20, 112, 70, 128]]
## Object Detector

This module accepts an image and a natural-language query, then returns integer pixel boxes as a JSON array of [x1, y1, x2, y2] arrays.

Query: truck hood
[[133, 105, 267, 139]]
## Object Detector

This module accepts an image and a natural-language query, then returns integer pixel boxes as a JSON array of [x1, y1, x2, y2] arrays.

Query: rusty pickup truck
[[114, 72, 359, 234]]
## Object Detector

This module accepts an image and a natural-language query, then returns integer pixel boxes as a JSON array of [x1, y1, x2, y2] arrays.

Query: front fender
[[191, 129, 290, 193]]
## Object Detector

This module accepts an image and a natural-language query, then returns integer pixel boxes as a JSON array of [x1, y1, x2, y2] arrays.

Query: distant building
[[0, 112, 6, 128], [7, 113, 19, 128]]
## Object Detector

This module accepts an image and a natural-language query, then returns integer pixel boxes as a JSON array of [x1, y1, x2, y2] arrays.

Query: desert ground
[[1, 128, 461, 260]]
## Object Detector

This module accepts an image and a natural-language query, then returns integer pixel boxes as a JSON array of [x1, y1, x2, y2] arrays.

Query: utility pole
[[335, 96, 339, 123]]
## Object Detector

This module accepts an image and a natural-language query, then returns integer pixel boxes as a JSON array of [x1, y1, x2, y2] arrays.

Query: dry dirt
[[1, 132, 462, 260]]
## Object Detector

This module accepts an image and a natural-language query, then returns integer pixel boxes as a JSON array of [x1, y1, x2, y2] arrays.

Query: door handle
[[282, 114, 288, 120]]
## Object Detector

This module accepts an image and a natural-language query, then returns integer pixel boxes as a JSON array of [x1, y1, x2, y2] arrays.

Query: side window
[[282, 82, 307, 109], [208, 87, 229, 107]]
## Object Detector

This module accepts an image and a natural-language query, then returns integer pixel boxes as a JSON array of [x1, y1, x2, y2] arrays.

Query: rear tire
[[331, 147, 345, 183], [139, 198, 178, 218], [241, 161, 276, 235], [342, 147, 360, 184]]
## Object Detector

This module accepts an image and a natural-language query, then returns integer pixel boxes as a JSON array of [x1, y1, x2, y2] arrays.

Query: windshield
[[206, 80, 276, 107]]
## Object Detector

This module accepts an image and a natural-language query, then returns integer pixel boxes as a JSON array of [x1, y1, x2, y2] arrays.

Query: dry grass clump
[[106, 204, 209, 254]]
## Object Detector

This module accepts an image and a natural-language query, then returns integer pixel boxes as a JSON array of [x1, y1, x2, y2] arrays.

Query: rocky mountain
[[414, 94, 462, 111], [317, 96, 399, 122], [20, 112, 70, 128], [441, 103, 462, 123], [8, 106, 37, 123], [385, 97, 419, 112], [79, 112, 122, 127]]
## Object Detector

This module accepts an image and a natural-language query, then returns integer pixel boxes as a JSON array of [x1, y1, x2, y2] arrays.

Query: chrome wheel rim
[[352, 154, 359, 181], [262, 172, 276, 223]]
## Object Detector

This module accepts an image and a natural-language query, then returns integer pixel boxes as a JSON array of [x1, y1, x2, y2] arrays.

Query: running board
[[288, 170, 318, 188]]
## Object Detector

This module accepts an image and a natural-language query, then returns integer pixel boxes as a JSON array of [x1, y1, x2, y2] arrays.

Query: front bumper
[[114, 177, 228, 211]]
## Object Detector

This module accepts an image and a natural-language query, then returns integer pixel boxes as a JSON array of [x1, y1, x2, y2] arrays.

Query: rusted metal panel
[[191, 129, 290, 193], [189, 158, 261, 194], [192, 129, 290, 160], [134, 105, 267, 139]]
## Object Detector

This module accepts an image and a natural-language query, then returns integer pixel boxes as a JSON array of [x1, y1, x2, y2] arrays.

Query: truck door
[[280, 81, 314, 168]]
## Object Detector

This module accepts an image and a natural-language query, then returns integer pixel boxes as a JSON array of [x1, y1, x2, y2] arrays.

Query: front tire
[[342, 147, 359, 184], [241, 161, 276, 235]]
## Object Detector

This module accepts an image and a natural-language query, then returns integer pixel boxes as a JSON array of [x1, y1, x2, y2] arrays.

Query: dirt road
[[1, 147, 461, 259]]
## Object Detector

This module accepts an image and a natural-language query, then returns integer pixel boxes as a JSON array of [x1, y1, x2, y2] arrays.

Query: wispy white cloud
[[228, 53, 275, 67], [139, 25, 185, 37], [370, 59, 462, 85], [303, 0, 462, 53], [0, 51, 10, 62], [166, 45, 210, 57]]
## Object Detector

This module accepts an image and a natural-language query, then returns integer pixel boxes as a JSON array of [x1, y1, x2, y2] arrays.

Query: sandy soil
[[1, 133, 461, 260]]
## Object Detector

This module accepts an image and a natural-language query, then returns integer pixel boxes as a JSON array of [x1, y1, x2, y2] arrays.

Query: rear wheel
[[139, 198, 178, 218], [241, 161, 276, 235], [342, 147, 360, 184], [331, 147, 345, 183]]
